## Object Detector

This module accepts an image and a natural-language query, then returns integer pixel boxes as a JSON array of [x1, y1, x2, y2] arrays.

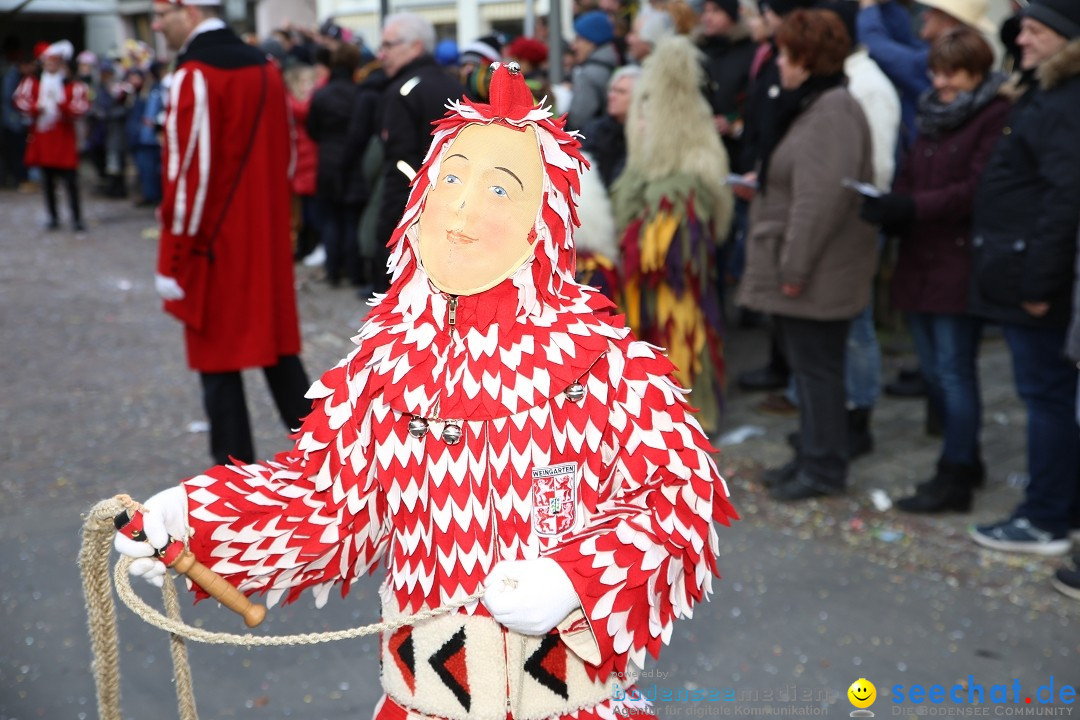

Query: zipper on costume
[[447, 294, 458, 338]]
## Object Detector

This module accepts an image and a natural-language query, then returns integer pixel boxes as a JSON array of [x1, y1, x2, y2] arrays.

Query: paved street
[[1, 183, 1077, 720]]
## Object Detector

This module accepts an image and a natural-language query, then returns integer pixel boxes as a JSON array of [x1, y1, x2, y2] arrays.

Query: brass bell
[[564, 382, 586, 402], [441, 422, 463, 445], [408, 416, 429, 439]]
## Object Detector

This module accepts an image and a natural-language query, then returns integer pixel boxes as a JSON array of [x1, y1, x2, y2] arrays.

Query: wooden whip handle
[[169, 548, 267, 628]]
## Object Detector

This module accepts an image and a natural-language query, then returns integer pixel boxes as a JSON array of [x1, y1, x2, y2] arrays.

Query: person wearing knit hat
[[459, 33, 502, 65], [574, 9, 616, 45], [506, 36, 549, 68], [699, 0, 757, 169], [568, 10, 619, 130], [967, 0, 1080, 557], [459, 34, 503, 102], [434, 38, 459, 66], [505, 36, 552, 104], [704, 0, 741, 22], [12, 37, 89, 231], [1024, 0, 1080, 39]]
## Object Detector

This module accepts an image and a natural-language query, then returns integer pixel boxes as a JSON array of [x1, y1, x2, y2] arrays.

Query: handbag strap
[[196, 63, 268, 263]]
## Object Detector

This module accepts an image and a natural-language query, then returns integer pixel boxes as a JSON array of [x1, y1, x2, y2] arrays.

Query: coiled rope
[[80, 495, 485, 720]]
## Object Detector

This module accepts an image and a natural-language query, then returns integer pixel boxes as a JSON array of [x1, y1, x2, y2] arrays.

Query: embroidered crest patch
[[531, 462, 578, 536]]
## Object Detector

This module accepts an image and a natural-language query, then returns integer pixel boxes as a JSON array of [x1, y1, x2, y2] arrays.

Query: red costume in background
[[157, 21, 309, 466], [157, 25, 300, 372], [13, 73, 89, 170]]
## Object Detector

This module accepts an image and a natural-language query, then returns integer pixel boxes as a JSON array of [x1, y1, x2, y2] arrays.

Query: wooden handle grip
[[169, 548, 266, 628]]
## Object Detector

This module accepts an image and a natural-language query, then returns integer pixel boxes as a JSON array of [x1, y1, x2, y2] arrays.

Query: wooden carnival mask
[[418, 121, 544, 296]]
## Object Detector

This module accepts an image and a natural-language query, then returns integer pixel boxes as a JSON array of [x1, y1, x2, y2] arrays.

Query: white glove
[[113, 486, 189, 588], [482, 558, 581, 635], [154, 273, 185, 301]]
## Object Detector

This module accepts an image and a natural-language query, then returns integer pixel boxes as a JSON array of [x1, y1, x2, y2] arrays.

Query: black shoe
[[769, 471, 843, 502], [73, 220, 86, 232], [917, 457, 984, 491], [761, 460, 799, 488], [1052, 559, 1080, 600], [738, 365, 789, 392], [897, 461, 975, 514], [46, 218, 60, 231], [884, 369, 927, 398]]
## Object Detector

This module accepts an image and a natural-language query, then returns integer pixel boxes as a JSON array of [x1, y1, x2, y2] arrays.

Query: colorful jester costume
[[164, 64, 736, 719], [612, 37, 734, 435]]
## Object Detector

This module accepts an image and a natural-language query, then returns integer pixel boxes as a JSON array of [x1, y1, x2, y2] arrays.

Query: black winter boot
[[847, 407, 874, 460], [897, 460, 977, 514]]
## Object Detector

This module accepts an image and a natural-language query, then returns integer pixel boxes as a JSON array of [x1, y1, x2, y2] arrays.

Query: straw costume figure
[[115, 63, 736, 719], [613, 36, 734, 434]]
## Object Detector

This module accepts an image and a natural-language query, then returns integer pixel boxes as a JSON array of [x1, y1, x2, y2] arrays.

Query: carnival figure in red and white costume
[[115, 63, 737, 719], [14, 40, 89, 231]]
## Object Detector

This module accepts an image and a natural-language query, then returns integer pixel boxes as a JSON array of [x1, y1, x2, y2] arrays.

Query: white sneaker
[[302, 245, 326, 267]]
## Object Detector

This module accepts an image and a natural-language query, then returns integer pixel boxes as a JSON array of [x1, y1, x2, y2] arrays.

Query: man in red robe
[[13, 40, 89, 231], [151, 0, 310, 465]]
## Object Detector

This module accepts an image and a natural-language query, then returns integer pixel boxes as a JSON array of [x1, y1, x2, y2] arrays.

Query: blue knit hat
[[435, 38, 459, 66], [574, 11, 615, 45]]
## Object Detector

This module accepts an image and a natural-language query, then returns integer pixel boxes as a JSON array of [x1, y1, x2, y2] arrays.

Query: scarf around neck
[[916, 72, 1006, 138], [759, 71, 846, 192]]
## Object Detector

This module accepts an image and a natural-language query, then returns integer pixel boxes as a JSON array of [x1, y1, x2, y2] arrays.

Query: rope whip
[[80, 495, 485, 720]]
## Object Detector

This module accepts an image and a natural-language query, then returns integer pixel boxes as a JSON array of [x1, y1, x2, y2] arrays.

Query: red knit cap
[[506, 37, 548, 67]]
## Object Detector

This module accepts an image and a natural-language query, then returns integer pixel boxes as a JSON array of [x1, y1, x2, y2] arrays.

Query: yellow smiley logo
[[848, 678, 877, 709]]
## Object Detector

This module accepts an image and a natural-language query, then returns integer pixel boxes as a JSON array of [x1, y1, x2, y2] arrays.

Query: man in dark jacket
[[699, 0, 757, 173], [308, 43, 362, 288], [968, 0, 1080, 556], [374, 12, 464, 294]]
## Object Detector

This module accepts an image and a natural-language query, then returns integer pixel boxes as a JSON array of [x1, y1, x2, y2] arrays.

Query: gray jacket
[[567, 43, 618, 132]]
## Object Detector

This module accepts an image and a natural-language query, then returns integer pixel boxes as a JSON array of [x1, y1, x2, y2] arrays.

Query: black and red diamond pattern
[[524, 633, 569, 699], [389, 626, 416, 693], [430, 627, 471, 710]]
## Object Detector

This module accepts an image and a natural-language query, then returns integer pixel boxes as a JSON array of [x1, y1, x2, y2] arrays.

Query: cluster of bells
[[406, 382, 587, 445]]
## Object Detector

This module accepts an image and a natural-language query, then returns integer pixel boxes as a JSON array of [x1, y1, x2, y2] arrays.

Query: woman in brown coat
[[737, 9, 877, 501]]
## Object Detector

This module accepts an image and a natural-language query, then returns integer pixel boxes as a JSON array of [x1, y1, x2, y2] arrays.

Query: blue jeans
[[846, 298, 882, 409], [907, 313, 983, 465], [1002, 323, 1080, 536], [134, 144, 161, 203]]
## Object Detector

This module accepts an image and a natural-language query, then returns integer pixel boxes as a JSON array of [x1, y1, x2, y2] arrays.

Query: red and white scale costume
[[179, 65, 737, 720]]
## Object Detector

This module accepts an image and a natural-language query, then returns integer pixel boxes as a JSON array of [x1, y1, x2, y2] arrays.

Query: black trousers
[[776, 315, 851, 488], [42, 167, 82, 225], [198, 354, 311, 466], [1, 127, 28, 186]]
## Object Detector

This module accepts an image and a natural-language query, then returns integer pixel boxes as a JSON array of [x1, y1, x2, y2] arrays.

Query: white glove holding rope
[[113, 486, 189, 588], [482, 558, 582, 635]]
